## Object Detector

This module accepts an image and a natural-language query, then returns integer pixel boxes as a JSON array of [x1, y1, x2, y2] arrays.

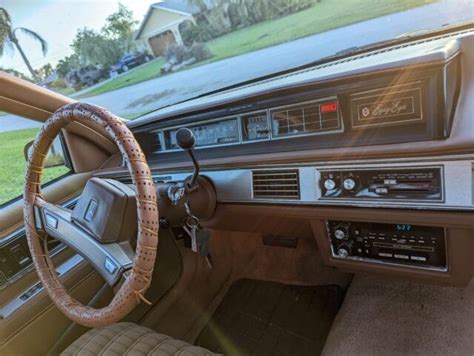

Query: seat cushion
[[61, 322, 217, 356]]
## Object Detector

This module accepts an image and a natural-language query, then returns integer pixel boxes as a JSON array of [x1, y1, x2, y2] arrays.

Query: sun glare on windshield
[[1, 0, 472, 121]]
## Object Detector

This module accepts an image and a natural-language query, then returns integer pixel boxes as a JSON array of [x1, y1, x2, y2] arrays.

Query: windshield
[[1, 0, 472, 122]]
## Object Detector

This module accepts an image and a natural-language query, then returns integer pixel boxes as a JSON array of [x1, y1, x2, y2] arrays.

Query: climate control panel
[[327, 220, 447, 270], [319, 167, 443, 201]]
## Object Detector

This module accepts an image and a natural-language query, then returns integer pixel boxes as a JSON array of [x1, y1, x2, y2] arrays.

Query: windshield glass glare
[[1, 0, 472, 122]]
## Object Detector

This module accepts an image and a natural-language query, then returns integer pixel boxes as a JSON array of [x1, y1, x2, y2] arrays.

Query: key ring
[[185, 215, 199, 227]]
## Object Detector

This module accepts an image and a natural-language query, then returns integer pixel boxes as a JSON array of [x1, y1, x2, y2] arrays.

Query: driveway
[[1, 0, 473, 131], [0, 115, 42, 132]]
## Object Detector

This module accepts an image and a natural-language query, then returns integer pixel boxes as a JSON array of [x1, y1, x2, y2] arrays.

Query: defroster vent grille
[[252, 169, 300, 199]]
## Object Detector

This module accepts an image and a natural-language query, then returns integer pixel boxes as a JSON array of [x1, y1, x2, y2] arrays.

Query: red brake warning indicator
[[320, 102, 338, 113]]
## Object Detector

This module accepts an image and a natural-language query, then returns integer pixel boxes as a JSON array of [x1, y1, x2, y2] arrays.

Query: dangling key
[[195, 229, 209, 257], [190, 224, 198, 253], [182, 202, 212, 268], [196, 229, 212, 269], [183, 215, 199, 253]]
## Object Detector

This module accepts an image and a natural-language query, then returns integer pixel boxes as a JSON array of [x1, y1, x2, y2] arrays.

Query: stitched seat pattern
[[61, 322, 217, 356]]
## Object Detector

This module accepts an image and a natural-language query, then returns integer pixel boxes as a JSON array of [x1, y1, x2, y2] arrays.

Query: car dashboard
[[98, 28, 474, 286]]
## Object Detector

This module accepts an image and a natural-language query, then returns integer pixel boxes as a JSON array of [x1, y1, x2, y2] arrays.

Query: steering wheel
[[23, 103, 159, 327]]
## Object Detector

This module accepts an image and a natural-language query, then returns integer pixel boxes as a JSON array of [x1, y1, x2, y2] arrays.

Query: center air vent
[[151, 131, 162, 152], [252, 169, 300, 199]]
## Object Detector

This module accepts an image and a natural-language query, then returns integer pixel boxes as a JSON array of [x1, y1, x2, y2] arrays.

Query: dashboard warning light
[[321, 102, 338, 113]]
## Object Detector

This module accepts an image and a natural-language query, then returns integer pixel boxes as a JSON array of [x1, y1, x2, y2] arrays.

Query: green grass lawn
[[204, 0, 435, 63], [79, 0, 435, 100], [53, 86, 76, 96], [0, 128, 70, 205], [78, 57, 166, 98]]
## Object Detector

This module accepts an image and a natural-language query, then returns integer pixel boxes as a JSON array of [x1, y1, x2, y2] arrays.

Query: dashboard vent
[[252, 169, 300, 199], [151, 133, 162, 152]]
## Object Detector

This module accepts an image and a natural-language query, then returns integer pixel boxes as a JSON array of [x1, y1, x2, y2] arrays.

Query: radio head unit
[[327, 220, 447, 271]]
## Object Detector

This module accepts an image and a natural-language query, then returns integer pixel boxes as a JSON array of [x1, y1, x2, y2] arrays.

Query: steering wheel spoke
[[34, 198, 133, 286]]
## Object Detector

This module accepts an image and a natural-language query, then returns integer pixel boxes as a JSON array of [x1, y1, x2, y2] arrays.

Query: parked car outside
[[109, 51, 153, 77], [66, 65, 106, 91]]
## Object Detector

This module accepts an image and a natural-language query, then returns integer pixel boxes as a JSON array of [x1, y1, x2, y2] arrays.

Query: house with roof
[[135, 0, 214, 57]]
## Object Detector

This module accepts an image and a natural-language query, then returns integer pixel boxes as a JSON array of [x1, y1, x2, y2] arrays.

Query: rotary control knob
[[343, 177, 357, 191], [334, 226, 348, 240], [323, 178, 337, 191], [337, 243, 352, 258]]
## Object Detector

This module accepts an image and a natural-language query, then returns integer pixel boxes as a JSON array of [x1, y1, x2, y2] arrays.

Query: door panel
[[0, 259, 104, 355], [0, 172, 108, 355], [0, 75, 118, 355]]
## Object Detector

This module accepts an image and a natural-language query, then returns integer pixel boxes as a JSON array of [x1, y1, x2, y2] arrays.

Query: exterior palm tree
[[0, 7, 48, 82]]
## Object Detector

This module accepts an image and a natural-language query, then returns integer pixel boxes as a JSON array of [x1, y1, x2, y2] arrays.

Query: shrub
[[180, 0, 323, 44], [163, 42, 213, 65], [181, 23, 216, 46], [190, 43, 213, 62], [164, 43, 190, 64], [181, 25, 198, 47], [49, 78, 68, 89]]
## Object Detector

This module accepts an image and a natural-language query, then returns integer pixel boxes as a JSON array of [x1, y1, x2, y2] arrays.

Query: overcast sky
[[0, 0, 158, 74]]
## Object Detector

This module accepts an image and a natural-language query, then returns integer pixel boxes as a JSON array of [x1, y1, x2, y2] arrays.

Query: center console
[[327, 220, 447, 271]]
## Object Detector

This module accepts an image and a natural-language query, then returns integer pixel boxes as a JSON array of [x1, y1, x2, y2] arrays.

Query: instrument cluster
[[154, 97, 343, 152], [136, 58, 459, 159]]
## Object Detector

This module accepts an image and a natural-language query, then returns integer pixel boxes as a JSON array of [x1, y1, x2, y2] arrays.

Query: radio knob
[[337, 244, 351, 258], [343, 177, 357, 191], [334, 226, 348, 240], [323, 178, 337, 191]]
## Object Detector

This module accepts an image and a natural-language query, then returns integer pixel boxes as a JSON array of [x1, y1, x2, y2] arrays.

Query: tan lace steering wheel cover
[[23, 102, 159, 328]]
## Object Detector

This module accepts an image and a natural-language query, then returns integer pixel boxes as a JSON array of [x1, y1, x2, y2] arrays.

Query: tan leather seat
[[61, 322, 217, 356]]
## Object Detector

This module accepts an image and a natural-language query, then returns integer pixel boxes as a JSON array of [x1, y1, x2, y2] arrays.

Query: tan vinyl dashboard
[[95, 29, 474, 286]]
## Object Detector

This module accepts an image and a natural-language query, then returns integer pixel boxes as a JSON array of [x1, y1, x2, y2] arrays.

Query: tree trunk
[[13, 39, 40, 82]]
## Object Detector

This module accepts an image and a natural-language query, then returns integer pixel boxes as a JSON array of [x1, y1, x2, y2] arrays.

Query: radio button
[[378, 252, 392, 258], [394, 254, 409, 260], [411, 256, 427, 262]]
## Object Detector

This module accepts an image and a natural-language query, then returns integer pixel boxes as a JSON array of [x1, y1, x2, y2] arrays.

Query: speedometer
[[165, 118, 239, 149]]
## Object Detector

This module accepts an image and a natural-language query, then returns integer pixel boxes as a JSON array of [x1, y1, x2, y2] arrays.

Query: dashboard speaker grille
[[252, 169, 300, 199]]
